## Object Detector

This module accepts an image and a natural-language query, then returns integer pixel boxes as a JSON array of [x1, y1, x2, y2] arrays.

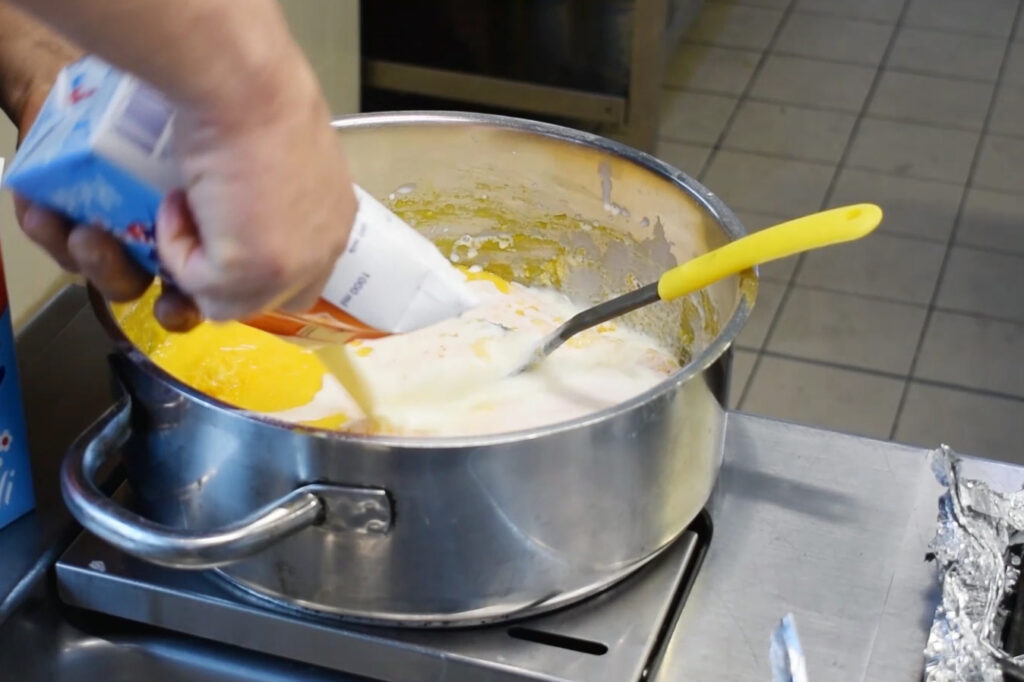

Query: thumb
[[156, 190, 207, 290]]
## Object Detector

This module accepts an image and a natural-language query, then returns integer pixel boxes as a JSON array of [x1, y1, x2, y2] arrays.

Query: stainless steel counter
[[1, 285, 1017, 681]]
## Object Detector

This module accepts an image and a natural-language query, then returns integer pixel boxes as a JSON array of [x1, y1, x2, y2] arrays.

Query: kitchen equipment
[[59, 111, 753, 626], [4, 58, 479, 341], [55, 492, 710, 682], [2, 286, 959, 681], [362, 0, 703, 150], [522, 203, 882, 370]]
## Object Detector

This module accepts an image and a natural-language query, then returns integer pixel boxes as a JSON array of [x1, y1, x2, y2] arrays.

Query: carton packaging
[[0, 158, 36, 530], [3, 57, 476, 341]]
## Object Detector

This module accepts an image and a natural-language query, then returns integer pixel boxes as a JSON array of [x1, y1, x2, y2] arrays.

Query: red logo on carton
[[68, 74, 95, 105], [69, 86, 95, 104], [125, 222, 156, 245]]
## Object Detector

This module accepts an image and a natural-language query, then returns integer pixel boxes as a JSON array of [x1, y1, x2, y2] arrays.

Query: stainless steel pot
[[60, 112, 754, 626]]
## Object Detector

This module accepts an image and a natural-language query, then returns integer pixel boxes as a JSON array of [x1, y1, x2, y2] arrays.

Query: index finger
[[67, 226, 153, 302]]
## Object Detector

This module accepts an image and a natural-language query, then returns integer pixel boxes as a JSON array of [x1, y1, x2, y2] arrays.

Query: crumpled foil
[[771, 613, 809, 682], [924, 445, 1024, 681]]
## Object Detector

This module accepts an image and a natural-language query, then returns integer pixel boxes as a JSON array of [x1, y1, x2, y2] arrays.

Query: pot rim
[[92, 110, 756, 449]]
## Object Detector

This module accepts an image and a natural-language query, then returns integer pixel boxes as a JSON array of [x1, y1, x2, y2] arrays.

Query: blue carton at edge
[[0, 158, 35, 531]]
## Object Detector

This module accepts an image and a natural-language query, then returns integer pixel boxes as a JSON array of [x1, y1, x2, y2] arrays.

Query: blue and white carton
[[2, 57, 478, 337], [0, 159, 36, 530], [2, 56, 177, 274]]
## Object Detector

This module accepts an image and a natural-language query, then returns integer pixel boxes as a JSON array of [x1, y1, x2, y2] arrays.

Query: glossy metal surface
[[55, 511, 705, 682], [61, 398, 393, 568], [0, 291, 972, 680], [61, 112, 752, 625], [528, 282, 661, 369]]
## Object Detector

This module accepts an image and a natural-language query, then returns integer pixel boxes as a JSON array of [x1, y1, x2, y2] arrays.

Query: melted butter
[[115, 284, 331, 413], [301, 414, 350, 429], [457, 265, 510, 293]]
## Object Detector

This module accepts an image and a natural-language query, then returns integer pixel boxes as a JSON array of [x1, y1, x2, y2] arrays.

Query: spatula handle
[[656, 204, 883, 302]]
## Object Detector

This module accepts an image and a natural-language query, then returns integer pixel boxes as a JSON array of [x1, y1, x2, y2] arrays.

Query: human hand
[[13, 58, 356, 332], [157, 59, 357, 324], [0, 2, 175, 324], [13, 85, 195, 326], [4, 0, 357, 332]]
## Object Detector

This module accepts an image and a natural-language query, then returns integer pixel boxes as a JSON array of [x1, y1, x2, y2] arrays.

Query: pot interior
[[337, 114, 752, 363], [106, 113, 754, 425]]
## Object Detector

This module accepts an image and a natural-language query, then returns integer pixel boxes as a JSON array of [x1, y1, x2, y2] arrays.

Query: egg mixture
[[114, 270, 680, 437]]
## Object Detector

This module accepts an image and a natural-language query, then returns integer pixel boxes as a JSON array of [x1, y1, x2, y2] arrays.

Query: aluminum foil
[[925, 445, 1024, 681], [771, 613, 809, 682]]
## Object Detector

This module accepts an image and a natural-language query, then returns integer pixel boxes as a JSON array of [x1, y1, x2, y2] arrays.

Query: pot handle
[[61, 397, 392, 569]]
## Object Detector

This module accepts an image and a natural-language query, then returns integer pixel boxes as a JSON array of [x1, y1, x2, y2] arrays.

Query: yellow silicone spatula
[[519, 203, 883, 371]]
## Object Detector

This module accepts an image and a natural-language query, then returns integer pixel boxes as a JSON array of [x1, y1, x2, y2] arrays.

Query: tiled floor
[[661, 0, 1024, 463]]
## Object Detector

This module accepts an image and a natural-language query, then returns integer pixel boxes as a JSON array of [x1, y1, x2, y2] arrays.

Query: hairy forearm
[[5, 0, 319, 126], [0, 2, 80, 127]]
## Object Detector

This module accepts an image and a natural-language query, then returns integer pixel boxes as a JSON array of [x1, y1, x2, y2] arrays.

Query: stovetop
[[0, 286, 991, 682], [55, 504, 711, 682]]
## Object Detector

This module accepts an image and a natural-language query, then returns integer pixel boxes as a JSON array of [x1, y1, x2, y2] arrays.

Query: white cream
[[274, 278, 679, 437], [263, 373, 364, 424]]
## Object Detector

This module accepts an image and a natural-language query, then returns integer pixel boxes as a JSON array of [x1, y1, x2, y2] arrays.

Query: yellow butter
[[114, 284, 328, 413], [300, 413, 350, 430], [456, 266, 511, 294]]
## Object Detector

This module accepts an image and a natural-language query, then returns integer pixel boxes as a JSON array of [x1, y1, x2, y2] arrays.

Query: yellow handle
[[656, 203, 883, 301]]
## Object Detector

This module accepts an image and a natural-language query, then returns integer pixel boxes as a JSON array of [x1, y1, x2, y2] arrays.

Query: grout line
[[791, 6, 1014, 40], [661, 85, 755, 100], [938, 240, 1024, 262], [739, 348, 1024, 405], [852, 112, 991, 136], [771, 282, 929, 309], [771, 50, 891, 72], [737, 0, 916, 411], [664, 137, 836, 167], [887, 0, 1024, 440], [710, 1, 1017, 41], [884, 374, 1023, 407], [660, 116, 999, 177], [779, 9, 898, 28], [669, 88, 995, 135], [986, 130, 1024, 149], [664, 161, 1024, 252], [948, 238, 1024, 259], [680, 42, 1005, 87], [682, 41, 883, 71], [722, 0, 1024, 42], [693, 1, 799, 183], [931, 305, 1024, 326], [873, 66, 1004, 87], [674, 39, 763, 56], [842, 161, 974, 188], [752, 276, 1024, 327], [715, 145, 847, 167], [688, 0, 802, 412]]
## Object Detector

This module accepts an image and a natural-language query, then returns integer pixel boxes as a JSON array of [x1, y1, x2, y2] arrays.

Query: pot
[[60, 111, 754, 626]]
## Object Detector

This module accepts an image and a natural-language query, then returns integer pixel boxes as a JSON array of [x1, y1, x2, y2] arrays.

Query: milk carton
[[0, 159, 36, 530], [2, 57, 171, 273], [3, 57, 477, 341]]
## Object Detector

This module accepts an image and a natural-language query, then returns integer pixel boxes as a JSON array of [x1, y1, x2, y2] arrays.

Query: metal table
[[1, 285, 1016, 681]]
